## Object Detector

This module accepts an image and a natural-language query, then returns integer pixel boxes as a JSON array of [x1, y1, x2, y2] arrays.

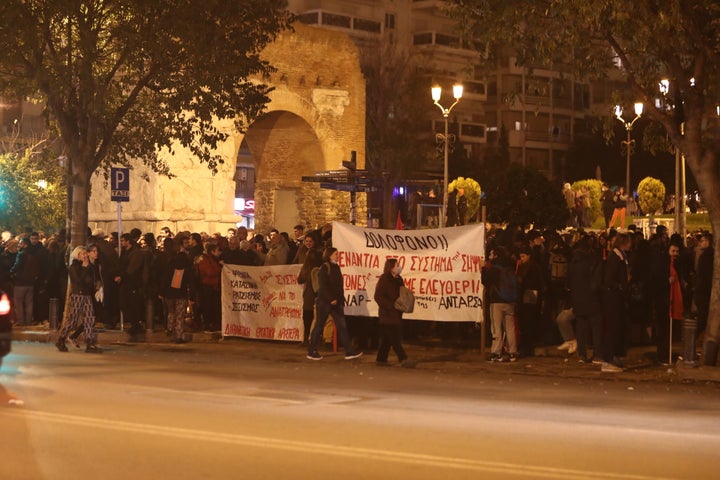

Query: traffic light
[[342, 151, 357, 171]]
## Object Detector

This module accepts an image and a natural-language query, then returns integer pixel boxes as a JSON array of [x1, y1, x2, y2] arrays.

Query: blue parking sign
[[111, 167, 130, 202]]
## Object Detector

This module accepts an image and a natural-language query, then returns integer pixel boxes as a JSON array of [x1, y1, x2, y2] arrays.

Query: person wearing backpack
[[306, 247, 362, 361], [373, 258, 413, 367], [159, 238, 197, 344], [481, 246, 519, 363]]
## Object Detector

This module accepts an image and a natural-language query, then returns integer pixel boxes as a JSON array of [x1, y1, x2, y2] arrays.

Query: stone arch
[[88, 23, 366, 236]]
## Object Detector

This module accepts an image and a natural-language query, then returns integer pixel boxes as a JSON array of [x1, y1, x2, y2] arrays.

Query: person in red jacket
[[195, 242, 222, 332]]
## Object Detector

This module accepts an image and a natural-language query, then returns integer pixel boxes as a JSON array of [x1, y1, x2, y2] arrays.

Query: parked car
[[0, 290, 11, 368]]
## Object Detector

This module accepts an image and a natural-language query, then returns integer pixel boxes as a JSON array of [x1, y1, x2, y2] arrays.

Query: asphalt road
[[1, 341, 719, 480]]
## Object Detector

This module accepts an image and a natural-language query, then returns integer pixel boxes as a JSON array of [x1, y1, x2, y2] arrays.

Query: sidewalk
[[11, 324, 720, 385]]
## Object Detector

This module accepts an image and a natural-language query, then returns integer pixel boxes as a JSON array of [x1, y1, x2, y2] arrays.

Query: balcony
[[411, 0, 446, 11], [296, 10, 381, 35], [412, 31, 477, 58], [433, 120, 487, 144]]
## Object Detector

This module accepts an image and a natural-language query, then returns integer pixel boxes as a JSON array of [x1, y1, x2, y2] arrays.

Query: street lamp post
[[614, 102, 644, 195], [432, 84, 463, 228]]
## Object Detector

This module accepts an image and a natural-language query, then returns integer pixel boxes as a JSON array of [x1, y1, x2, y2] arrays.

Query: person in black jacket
[[693, 233, 713, 340], [601, 233, 631, 372], [481, 246, 519, 363], [306, 247, 362, 361], [373, 258, 411, 367], [296, 235, 322, 345], [56, 246, 102, 353], [568, 235, 603, 363], [516, 246, 545, 357], [159, 239, 197, 343]]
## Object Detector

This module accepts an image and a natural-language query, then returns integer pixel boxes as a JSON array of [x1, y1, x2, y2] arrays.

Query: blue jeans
[[309, 299, 354, 355]]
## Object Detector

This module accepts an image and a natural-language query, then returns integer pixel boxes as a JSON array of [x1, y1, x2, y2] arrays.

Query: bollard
[[145, 298, 154, 335], [682, 317, 697, 367], [48, 298, 59, 331], [704, 338, 718, 367]]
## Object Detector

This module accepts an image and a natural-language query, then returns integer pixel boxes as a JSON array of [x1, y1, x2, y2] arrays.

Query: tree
[[571, 179, 603, 226], [0, 150, 65, 234], [637, 177, 666, 217], [0, 0, 291, 246], [361, 43, 435, 228], [448, 1, 720, 365], [481, 163, 568, 229]]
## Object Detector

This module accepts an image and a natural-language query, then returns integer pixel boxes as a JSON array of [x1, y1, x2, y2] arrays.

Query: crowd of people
[[482, 224, 714, 371], [0, 224, 334, 348], [0, 218, 714, 370]]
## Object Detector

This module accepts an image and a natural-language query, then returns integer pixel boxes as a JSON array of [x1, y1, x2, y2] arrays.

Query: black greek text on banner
[[332, 221, 485, 323], [222, 265, 303, 341]]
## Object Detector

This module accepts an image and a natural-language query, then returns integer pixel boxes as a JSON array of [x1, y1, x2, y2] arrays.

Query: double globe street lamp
[[614, 102, 644, 195], [432, 84, 463, 228]]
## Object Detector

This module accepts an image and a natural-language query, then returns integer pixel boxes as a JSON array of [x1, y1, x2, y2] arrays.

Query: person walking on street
[[56, 246, 102, 353], [373, 258, 412, 367], [306, 247, 362, 361]]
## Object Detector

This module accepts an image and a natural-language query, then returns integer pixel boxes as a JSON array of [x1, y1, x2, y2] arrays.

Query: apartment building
[[287, 0, 619, 180]]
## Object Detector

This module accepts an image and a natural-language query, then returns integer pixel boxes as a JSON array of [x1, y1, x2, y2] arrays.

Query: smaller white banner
[[221, 264, 304, 341]]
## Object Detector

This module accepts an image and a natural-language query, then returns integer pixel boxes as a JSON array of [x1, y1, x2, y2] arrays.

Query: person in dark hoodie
[[306, 247, 362, 361]]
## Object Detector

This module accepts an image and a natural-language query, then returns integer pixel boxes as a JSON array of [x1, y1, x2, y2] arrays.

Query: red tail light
[[0, 293, 10, 315]]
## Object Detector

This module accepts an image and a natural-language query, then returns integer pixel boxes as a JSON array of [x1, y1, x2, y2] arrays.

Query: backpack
[[496, 265, 518, 303], [550, 252, 568, 282], [311, 264, 327, 294], [394, 286, 415, 313]]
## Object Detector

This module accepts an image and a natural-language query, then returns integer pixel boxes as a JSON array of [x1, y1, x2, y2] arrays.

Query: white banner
[[332, 222, 485, 322], [221, 264, 304, 341]]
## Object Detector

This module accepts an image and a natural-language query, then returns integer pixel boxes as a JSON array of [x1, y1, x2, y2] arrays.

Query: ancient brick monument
[[88, 24, 366, 236]]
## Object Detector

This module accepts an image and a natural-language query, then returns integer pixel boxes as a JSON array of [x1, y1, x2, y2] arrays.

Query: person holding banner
[[297, 234, 323, 345], [306, 248, 363, 361], [373, 258, 411, 367]]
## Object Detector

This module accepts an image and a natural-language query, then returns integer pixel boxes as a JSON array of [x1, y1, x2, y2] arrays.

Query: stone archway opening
[[235, 110, 324, 233]]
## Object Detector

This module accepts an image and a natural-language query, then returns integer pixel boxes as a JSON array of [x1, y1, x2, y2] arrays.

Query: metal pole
[[625, 128, 631, 195], [680, 152, 686, 238], [675, 147, 680, 235], [669, 315, 673, 366], [683, 316, 697, 367], [117, 201, 123, 332], [441, 115, 449, 229]]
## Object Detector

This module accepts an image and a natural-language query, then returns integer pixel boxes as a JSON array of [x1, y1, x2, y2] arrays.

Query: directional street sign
[[110, 167, 130, 202]]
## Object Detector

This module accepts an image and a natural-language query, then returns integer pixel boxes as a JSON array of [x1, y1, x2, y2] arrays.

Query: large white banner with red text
[[332, 222, 484, 322], [221, 264, 303, 341], [221, 223, 485, 340]]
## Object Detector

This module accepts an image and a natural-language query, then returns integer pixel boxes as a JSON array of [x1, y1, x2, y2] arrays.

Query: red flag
[[396, 210, 404, 230]]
